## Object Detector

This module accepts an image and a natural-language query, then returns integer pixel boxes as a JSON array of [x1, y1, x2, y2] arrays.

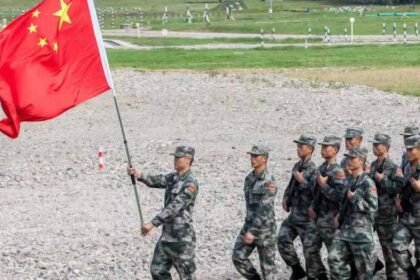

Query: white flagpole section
[[87, 0, 145, 225]]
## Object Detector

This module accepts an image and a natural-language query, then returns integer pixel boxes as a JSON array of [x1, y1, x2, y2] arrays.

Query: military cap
[[318, 135, 341, 149], [293, 134, 317, 147], [247, 145, 269, 157], [344, 147, 368, 159], [344, 127, 364, 139], [369, 133, 392, 145], [405, 135, 420, 149], [400, 126, 419, 136], [170, 145, 195, 158]]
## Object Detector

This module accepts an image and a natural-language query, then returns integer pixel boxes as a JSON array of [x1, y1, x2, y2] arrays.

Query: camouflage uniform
[[232, 146, 278, 280], [400, 126, 419, 174], [304, 136, 346, 279], [328, 147, 378, 280], [278, 135, 319, 278], [392, 135, 420, 278], [340, 127, 370, 176], [368, 133, 404, 279], [139, 146, 199, 280]]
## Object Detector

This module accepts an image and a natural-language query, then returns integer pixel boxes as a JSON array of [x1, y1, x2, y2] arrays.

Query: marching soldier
[[400, 126, 419, 173], [328, 147, 378, 279], [368, 133, 404, 279], [278, 135, 319, 280], [341, 127, 370, 176], [127, 145, 199, 280], [392, 135, 420, 280], [232, 145, 278, 280], [304, 135, 345, 280]]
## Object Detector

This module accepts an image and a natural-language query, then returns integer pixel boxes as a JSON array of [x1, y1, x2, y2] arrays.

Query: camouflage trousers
[[392, 221, 420, 274], [303, 223, 335, 278], [375, 223, 399, 278], [328, 238, 375, 280], [277, 217, 316, 272], [232, 232, 277, 280], [150, 240, 196, 280]]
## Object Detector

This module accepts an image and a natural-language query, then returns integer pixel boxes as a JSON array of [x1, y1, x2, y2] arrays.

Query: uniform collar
[[177, 169, 191, 181], [253, 168, 267, 180]]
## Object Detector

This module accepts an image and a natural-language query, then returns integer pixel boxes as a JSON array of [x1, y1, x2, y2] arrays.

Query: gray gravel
[[0, 69, 419, 279]]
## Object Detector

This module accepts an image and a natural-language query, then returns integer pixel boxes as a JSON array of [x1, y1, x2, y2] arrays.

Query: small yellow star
[[53, 0, 72, 30], [53, 42, 59, 52], [38, 37, 48, 48], [32, 10, 41, 18], [28, 23, 37, 33]]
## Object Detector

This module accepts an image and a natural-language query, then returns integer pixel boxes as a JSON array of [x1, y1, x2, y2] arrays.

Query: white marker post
[[272, 27, 275, 41], [269, 0, 273, 19], [344, 28, 348, 41], [162, 28, 168, 47], [393, 22, 397, 42], [350, 17, 355, 43], [260, 28, 264, 48], [382, 23, 386, 35], [136, 23, 140, 38], [416, 23, 419, 37], [308, 27, 312, 38], [404, 23, 407, 44]]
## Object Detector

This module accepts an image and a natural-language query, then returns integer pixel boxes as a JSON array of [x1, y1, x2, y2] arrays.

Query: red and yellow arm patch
[[266, 182, 277, 190], [187, 184, 197, 193], [371, 185, 377, 193], [396, 167, 403, 176], [336, 171, 346, 180]]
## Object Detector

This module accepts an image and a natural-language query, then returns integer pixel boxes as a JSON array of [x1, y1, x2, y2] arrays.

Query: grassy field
[[104, 36, 323, 46]]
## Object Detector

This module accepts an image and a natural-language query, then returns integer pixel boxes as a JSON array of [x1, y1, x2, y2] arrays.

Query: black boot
[[373, 259, 385, 276], [407, 267, 420, 280], [290, 263, 306, 280], [349, 263, 357, 280], [317, 272, 329, 280]]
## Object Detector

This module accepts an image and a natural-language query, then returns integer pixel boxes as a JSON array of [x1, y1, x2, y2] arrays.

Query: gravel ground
[[0, 69, 419, 279]]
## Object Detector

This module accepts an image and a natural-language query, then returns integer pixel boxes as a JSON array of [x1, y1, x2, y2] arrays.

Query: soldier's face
[[407, 147, 420, 162], [372, 143, 388, 157], [250, 155, 267, 169], [321, 145, 337, 159], [174, 156, 192, 171], [345, 136, 362, 150], [297, 144, 313, 159], [347, 157, 364, 171]]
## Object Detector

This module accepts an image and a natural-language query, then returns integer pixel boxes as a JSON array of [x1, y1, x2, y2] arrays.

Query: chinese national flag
[[0, 0, 111, 138]]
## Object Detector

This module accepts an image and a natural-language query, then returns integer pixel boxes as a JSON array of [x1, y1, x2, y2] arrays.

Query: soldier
[[127, 145, 198, 280], [392, 135, 420, 279], [341, 127, 370, 176], [232, 145, 278, 280], [368, 133, 404, 280], [304, 135, 345, 280], [400, 126, 419, 173], [328, 147, 378, 280], [278, 135, 318, 280]]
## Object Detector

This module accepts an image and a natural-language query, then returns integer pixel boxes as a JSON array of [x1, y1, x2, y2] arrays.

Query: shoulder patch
[[336, 170, 346, 180], [396, 167, 403, 176], [371, 185, 377, 193], [266, 182, 277, 189], [187, 184, 197, 192]]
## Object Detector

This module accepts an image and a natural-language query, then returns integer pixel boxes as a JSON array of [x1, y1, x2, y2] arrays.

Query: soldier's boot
[[373, 259, 385, 276], [407, 267, 420, 280], [290, 263, 306, 280], [349, 263, 357, 280]]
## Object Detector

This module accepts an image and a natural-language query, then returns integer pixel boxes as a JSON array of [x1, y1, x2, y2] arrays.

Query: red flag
[[0, 0, 111, 138]]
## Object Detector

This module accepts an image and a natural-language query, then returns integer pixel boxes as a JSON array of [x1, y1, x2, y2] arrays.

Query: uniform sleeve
[[322, 169, 346, 203], [380, 166, 404, 195], [282, 176, 294, 204], [139, 173, 169, 189], [151, 183, 198, 227], [298, 166, 316, 190], [249, 181, 277, 235], [349, 180, 378, 213]]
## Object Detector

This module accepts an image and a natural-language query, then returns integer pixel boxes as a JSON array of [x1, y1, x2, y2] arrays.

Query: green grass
[[104, 36, 322, 46], [107, 44, 420, 70]]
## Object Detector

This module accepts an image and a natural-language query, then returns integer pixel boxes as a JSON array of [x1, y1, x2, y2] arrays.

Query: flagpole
[[87, 0, 144, 225]]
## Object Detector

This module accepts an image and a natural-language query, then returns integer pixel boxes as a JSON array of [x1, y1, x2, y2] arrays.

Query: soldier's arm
[[282, 176, 294, 204], [249, 181, 277, 235], [322, 170, 346, 203], [380, 166, 403, 195], [298, 167, 316, 190], [138, 173, 169, 189], [151, 183, 198, 227], [349, 180, 378, 213]]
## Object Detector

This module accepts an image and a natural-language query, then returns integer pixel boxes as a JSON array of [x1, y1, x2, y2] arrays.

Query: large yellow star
[[53, 0, 71, 30], [38, 37, 48, 48], [32, 10, 41, 18], [28, 23, 37, 33]]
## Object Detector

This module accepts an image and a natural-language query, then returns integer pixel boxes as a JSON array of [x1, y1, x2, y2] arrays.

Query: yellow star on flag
[[28, 23, 37, 33], [54, 0, 72, 30], [38, 37, 48, 48], [32, 10, 41, 18]]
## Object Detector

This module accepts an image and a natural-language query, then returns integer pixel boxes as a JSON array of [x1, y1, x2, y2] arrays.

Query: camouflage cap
[[247, 145, 269, 157], [344, 127, 364, 139], [318, 135, 341, 149], [293, 134, 317, 147], [170, 145, 195, 158], [369, 133, 392, 145], [405, 135, 420, 149], [400, 126, 419, 136], [344, 147, 368, 159]]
